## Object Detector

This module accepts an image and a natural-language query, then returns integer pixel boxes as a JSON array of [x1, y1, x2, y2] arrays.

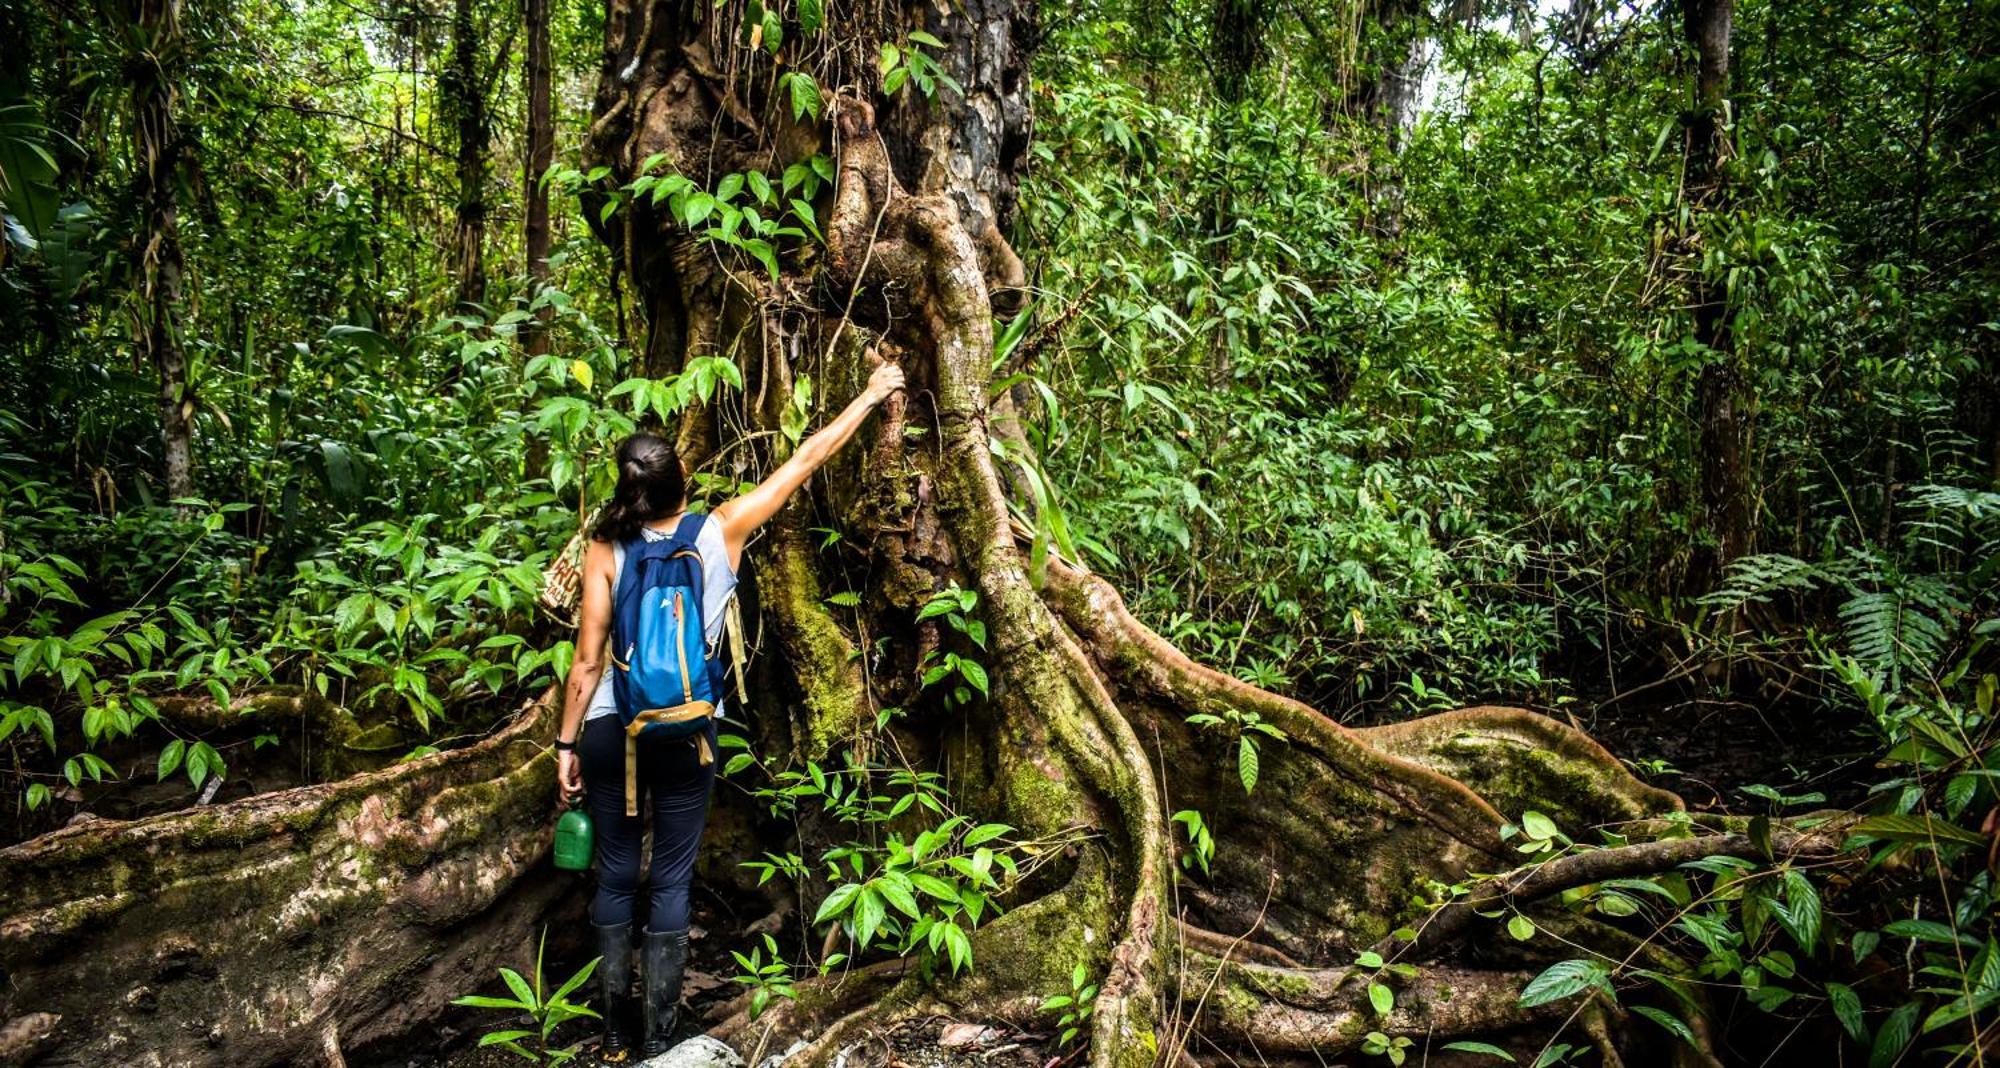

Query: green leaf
[[957, 658, 989, 696], [1827, 982, 1865, 1041], [158, 738, 186, 781], [1854, 813, 1989, 848], [962, 823, 1012, 847], [875, 877, 921, 920], [909, 872, 958, 901], [940, 922, 972, 973], [1440, 1041, 1516, 1062], [451, 995, 532, 1010], [1238, 737, 1259, 793], [797, 0, 823, 33], [814, 881, 861, 924], [741, 237, 780, 283], [552, 960, 596, 1008], [499, 967, 537, 1010], [319, 440, 359, 501], [1631, 1005, 1696, 1045], [0, 114, 60, 239], [187, 741, 214, 787], [1869, 1001, 1919, 1068], [786, 71, 821, 122], [1776, 868, 1821, 952], [1520, 810, 1559, 840], [1507, 914, 1536, 941], [1882, 918, 1977, 947], [853, 887, 887, 946], [1518, 959, 1612, 1008], [1368, 982, 1394, 1016], [1595, 891, 1641, 917]]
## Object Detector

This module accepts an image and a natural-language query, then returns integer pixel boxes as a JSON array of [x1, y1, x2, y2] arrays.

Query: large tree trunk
[[0, 3, 1806, 1066], [579, 2, 1729, 1065], [126, 0, 196, 501]]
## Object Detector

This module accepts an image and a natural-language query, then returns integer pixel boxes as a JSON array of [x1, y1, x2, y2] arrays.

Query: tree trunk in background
[[1685, 0, 1750, 573], [1205, 0, 1265, 384], [522, 0, 553, 355], [1348, 0, 1429, 237], [1209, 0, 1264, 109], [127, 0, 195, 501], [1350, 0, 1427, 153], [446, 0, 489, 310]]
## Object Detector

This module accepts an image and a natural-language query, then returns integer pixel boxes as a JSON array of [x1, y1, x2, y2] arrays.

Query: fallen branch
[[1381, 820, 1857, 962]]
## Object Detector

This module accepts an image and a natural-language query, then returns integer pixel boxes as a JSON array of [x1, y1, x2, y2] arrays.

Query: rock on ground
[[640, 1036, 746, 1068]]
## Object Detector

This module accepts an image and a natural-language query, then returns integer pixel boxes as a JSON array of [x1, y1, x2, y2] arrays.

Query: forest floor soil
[[1580, 692, 1873, 811]]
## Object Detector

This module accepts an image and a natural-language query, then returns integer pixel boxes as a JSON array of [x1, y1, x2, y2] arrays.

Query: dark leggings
[[579, 714, 716, 933]]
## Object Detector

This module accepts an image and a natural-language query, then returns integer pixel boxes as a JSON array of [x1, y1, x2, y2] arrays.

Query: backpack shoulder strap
[[671, 511, 707, 546], [610, 537, 647, 644]]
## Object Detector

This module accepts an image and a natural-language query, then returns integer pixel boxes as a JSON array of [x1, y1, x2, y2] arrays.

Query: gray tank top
[[584, 515, 739, 721]]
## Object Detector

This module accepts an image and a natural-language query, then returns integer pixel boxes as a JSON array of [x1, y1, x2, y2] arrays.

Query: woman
[[554, 360, 904, 1060]]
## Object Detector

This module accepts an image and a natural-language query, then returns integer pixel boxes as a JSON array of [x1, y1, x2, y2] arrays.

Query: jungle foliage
[[2, 0, 1998, 1062]]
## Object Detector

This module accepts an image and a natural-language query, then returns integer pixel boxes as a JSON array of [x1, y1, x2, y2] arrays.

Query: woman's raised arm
[[712, 360, 903, 568]]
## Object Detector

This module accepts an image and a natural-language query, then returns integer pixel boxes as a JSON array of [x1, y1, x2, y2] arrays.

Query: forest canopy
[[1, 0, 1998, 1065]]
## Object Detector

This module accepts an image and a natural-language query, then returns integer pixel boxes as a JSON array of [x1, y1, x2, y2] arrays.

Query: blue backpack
[[609, 513, 724, 815]]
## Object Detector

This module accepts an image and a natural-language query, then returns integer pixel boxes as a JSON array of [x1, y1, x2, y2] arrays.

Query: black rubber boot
[[640, 927, 689, 1056], [592, 920, 634, 1064]]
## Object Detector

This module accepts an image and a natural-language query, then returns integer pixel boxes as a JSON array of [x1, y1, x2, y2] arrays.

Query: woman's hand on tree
[[864, 360, 905, 404], [557, 750, 583, 804]]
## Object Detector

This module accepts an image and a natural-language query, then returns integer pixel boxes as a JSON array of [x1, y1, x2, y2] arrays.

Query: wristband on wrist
[[554, 737, 576, 752]]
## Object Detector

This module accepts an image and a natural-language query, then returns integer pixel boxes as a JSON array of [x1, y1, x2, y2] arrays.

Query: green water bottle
[[553, 804, 594, 871]]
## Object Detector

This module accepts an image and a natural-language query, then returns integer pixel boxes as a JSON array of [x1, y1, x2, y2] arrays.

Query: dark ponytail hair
[[593, 432, 687, 543]]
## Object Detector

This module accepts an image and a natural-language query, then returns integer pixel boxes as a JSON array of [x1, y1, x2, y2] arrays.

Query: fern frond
[[1837, 577, 1957, 688], [1698, 553, 1827, 610]]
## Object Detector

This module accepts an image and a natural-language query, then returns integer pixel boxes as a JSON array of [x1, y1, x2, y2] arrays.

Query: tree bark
[[446, 0, 490, 311], [126, 0, 196, 501], [1348, 0, 1429, 154], [1344, 0, 1430, 238], [1209, 0, 1264, 109], [0, 693, 572, 1066], [1685, 0, 1751, 573], [522, 0, 554, 355]]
